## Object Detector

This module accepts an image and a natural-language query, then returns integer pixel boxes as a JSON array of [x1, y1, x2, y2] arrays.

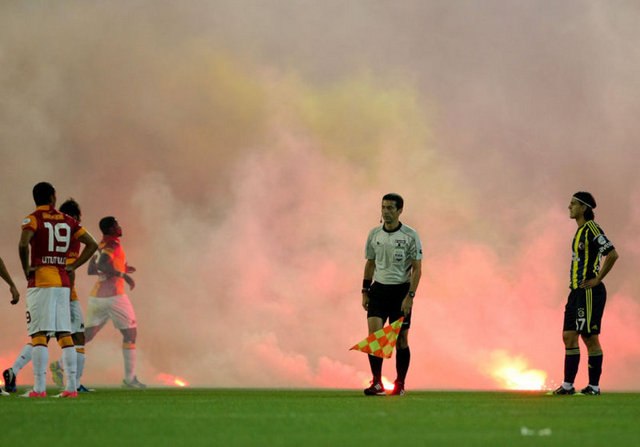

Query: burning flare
[[156, 373, 189, 387], [483, 350, 547, 390]]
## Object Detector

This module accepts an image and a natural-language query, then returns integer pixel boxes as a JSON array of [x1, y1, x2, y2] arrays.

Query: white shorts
[[26, 287, 71, 336], [86, 295, 137, 330], [70, 299, 85, 334]]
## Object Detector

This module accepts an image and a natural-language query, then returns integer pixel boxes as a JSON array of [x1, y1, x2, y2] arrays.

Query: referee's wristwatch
[[408, 291, 416, 298]]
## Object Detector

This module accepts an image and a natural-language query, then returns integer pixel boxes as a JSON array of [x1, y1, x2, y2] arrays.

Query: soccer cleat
[[49, 361, 64, 387], [20, 390, 47, 398], [363, 380, 386, 396], [53, 390, 78, 398], [122, 376, 147, 389], [1, 389, 9, 396], [389, 381, 406, 396], [580, 385, 601, 396], [550, 385, 575, 395], [77, 384, 95, 392], [2, 368, 17, 393]]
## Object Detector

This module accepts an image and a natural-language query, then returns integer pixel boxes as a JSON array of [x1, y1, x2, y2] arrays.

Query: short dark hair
[[32, 182, 56, 206], [382, 193, 404, 210], [59, 199, 81, 220], [99, 216, 117, 235]]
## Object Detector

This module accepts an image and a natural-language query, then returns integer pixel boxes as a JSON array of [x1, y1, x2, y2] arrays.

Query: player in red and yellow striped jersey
[[85, 216, 145, 388], [17, 183, 97, 398], [48, 199, 92, 392]]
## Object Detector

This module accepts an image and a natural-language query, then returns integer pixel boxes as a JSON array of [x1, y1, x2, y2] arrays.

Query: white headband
[[573, 196, 593, 208]]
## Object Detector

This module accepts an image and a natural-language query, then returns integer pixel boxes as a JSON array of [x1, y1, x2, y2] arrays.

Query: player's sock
[[75, 346, 86, 385], [12, 343, 33, 373], [588, 350, 603, 387], [32, 345, 48, 394], [563, 347, 580, 385], [57, 333, 77, 393], [368, 354, 383, 383], [61, 346, 77, 393], [123, 342, 136, 382], [395, 347, 410, 384]]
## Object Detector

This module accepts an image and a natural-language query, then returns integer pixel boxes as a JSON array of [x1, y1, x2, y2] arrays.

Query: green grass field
[[1, 388, 639, 446]]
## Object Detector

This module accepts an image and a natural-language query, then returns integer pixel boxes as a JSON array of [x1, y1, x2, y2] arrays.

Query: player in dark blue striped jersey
[[552, 192, 618, 396]]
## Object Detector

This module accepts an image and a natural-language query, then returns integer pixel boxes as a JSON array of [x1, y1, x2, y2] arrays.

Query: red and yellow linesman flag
[[349, 317, 404, 358]]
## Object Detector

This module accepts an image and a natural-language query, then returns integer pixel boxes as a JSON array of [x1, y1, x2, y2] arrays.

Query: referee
[[552, 191, 619, 396], [361, 193, 422, 396]]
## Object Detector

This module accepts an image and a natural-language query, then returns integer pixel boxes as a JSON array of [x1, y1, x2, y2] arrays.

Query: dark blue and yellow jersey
[[569, 220, 614, 289]]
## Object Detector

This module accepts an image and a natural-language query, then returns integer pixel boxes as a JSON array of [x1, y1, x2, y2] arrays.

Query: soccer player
[[3, 199, 92, 394], [1, 256, 20, 396], [361, 193, 422, 396], [18, 182, 97, 397], [552, 192, 619, 396], [49, 199, 92, 392], [84, 216, 146, 388]]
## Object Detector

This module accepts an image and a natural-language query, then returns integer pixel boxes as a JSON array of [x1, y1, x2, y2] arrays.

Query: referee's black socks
[[368, 355, 383, 382], [396, 347, 410, 384]]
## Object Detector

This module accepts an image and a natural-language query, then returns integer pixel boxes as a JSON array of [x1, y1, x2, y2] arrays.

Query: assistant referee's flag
[[349, 317, 404, 359]]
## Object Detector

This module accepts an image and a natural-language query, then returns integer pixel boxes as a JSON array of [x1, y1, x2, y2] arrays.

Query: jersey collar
[[383, 222, 403, 233], [36, 205, 54, 212]]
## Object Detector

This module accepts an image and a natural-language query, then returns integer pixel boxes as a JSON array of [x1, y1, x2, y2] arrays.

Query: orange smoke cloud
[[1, 1, 640, 392]]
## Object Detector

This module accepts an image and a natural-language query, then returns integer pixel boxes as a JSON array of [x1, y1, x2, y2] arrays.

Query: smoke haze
[[1, 0, 639, 389]]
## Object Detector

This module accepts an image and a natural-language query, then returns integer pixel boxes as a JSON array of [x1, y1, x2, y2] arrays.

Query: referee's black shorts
[[563, 282, 607, 335], [366, 282, 411, 330]]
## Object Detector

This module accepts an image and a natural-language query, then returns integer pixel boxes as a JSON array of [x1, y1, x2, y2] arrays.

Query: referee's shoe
[[364, 380, 385, 396], [389, 380, 405, 396]]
